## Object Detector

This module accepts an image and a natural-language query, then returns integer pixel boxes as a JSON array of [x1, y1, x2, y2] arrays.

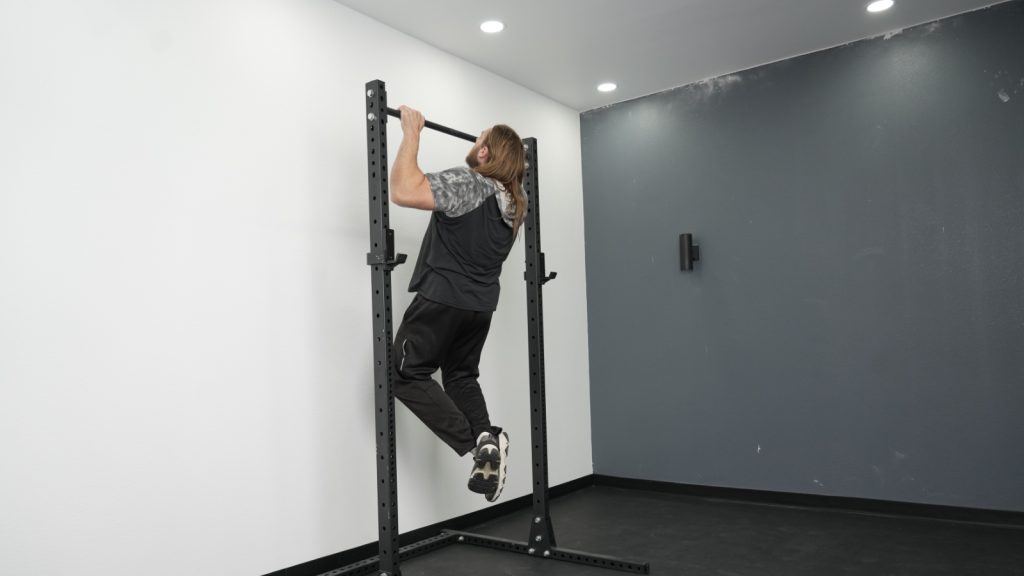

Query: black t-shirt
[[408, 167, 526, 312]]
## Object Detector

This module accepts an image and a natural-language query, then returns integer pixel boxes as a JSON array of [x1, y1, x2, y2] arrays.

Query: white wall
[[0, 1, 591, 574]]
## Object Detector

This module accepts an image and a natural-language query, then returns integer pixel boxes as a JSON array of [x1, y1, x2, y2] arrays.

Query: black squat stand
[[322, 79, 650, 576]]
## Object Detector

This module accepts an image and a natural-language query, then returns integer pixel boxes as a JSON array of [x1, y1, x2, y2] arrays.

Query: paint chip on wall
[[693, 74, 744, 99]]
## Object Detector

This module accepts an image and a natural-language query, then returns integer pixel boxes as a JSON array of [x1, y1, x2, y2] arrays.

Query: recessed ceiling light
[[597, 82, 617, 93], [867, 0, 894, 13], [480, 20, 505, 33]]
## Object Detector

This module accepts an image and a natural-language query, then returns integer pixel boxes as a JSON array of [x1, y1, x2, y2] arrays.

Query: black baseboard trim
[[591, 474, 1024, 529], [263, 475, 594, 576]]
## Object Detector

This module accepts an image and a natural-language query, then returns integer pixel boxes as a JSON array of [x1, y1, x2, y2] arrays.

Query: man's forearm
[[391, 133, 426, 201]]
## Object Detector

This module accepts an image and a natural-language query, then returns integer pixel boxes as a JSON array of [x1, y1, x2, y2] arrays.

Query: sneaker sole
[[468, 473, 497, 494], [474, 445, 501, 467], [485, 432, 509, 502]]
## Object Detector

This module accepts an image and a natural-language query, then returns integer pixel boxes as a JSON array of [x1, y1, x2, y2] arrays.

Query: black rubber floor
[[394, 485, 1024, 575]]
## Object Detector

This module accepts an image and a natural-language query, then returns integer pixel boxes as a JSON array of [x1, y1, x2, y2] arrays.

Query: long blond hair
[[474, 124, 526, 237]]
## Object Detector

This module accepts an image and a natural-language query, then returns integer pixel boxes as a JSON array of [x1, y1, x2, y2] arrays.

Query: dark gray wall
[[581, 1, 1024, 512]]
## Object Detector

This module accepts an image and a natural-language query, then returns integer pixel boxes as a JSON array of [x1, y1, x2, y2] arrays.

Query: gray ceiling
[[335, 0, 1007, 111]]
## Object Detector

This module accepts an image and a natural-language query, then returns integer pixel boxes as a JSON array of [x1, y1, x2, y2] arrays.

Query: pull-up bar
[[385, 107, 478, 143]]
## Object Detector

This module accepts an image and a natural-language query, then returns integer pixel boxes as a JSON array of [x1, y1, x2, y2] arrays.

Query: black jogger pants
[[392, 294, 500, 456]]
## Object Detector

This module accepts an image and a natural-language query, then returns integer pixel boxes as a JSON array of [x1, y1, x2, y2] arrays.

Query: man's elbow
[[390, 178, 413, 207]]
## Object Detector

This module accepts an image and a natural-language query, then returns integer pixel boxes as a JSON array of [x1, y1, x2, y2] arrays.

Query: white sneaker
[[467, 431, 509, 502]]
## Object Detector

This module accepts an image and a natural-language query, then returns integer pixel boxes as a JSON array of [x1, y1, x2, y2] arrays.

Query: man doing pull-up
[[388, 105, 526, 502]]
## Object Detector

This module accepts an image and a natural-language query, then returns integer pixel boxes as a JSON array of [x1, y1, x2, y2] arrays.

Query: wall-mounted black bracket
[[680, 233, 701, 271]]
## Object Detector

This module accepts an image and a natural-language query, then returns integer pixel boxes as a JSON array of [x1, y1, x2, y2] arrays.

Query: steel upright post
[[365, 79, 405, 576], [522, 138, 557, 551]]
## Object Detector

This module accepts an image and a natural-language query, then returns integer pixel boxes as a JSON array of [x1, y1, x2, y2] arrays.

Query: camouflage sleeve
[[425, 167, 499, 218]]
